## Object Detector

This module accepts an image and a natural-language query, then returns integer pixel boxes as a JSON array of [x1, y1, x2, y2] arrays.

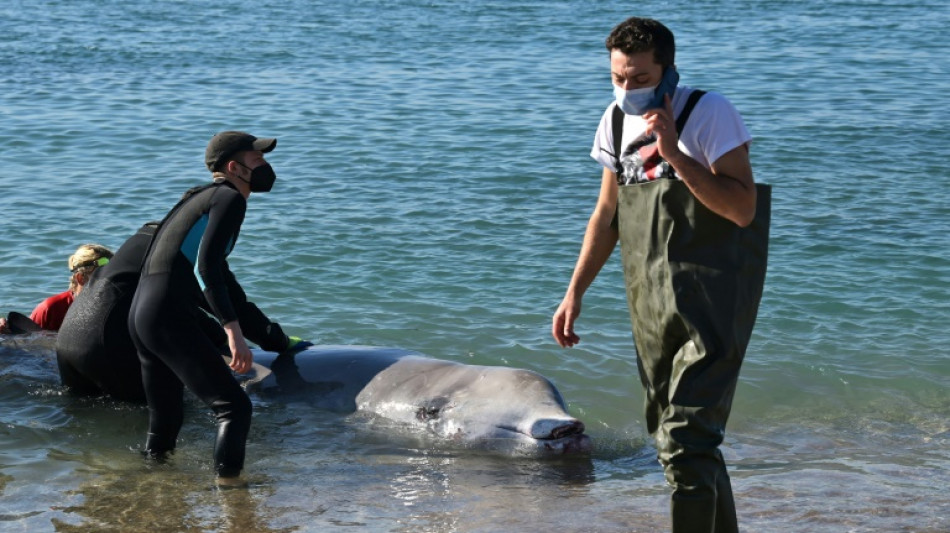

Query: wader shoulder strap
[[675, 89, 706, 136], [609, 104, 624, 231], [610, 89, 707, 230], [611, 103, 625, 168], [610, 89, 706, 166]]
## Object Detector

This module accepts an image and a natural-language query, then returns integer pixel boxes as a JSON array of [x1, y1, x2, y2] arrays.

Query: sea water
[[0, 0, 947, 531]]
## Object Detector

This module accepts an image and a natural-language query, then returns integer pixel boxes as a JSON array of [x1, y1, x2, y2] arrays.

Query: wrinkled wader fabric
[[617, 179, 771, 532]]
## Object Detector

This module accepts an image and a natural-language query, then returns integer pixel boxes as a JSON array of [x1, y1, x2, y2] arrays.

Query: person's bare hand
[[644, 94, 680, 161], [223, 321, 253, 374], [552, 296, 582, 348], [228, 338, 252, 374]]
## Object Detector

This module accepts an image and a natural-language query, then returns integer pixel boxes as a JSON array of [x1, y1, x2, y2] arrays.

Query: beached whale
[[250, 345, 592, 456], [1, 333, 592, 456]]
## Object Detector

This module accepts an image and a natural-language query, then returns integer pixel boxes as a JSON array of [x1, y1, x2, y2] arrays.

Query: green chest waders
[[617, 179, 771, 532]]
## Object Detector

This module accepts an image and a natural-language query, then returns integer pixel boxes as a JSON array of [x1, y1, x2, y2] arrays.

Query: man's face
[[610, 49, 663, 91], [240, 150, 267, 169], [230, 150, 267, 178]]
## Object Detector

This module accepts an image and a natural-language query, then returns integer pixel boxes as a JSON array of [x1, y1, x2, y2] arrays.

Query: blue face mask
[[613, 67, 680, 116], [613, 84, 658, 116]]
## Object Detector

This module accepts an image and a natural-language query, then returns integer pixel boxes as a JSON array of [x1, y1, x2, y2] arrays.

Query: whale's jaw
[[488, 418, 592, 456], [530, 418, 585, 440], [540, 433, 593, 455], [532, 419, 592, 455]]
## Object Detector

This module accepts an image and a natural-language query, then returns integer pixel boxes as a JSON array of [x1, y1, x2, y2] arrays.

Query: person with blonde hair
[[67, 244, 113, 290], [0, 244, 113, 333]]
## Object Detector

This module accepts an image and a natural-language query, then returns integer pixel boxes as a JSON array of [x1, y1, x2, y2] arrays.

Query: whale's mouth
[[545, 420, 585, 440], [522, 418, 586, 441], [494, 419, 587, 439], [497, 419, 590, 452], [490, 420, 591, 455], [531, 419, 591, 454]]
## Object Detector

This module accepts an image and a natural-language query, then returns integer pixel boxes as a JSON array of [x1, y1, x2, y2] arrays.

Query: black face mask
[[236, 162, 277, 193]]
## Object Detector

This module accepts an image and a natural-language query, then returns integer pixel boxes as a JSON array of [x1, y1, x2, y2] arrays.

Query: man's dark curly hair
[[605, 17, 675, 68]]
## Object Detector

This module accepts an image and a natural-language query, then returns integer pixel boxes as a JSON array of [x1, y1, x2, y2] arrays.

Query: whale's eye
[[416, 406, 440, 421], [416, 397, 450, 421]]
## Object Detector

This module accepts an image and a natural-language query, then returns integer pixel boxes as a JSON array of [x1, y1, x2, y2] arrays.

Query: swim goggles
[[71, 256, 110, 272]]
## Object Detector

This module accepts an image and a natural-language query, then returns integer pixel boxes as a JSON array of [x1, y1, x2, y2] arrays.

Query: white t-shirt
[[590, 86, 752, 185]]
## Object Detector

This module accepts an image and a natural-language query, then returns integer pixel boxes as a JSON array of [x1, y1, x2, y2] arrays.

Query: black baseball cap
[[205, 131, 277, 172]]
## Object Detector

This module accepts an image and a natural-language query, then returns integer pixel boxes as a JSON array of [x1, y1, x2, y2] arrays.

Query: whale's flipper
[[6, 312, 42, 334], [222, 355, 273, 388]]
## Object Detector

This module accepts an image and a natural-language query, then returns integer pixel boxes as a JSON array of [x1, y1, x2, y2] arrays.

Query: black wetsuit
[[56, 217, 288, 405], [55, 223, 227, 403], [56, 224, 167, 402], [129, 181, 288, 477]]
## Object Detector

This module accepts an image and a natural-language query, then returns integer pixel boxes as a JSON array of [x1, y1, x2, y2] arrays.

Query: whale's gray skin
[[0, 337, 592, 456], [250, 345, 592, 456]]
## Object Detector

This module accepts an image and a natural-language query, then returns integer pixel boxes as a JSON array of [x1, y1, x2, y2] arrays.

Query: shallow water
[[1, 0, 948, 531]]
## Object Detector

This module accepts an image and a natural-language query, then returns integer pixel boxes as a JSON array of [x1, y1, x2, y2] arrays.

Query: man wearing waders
[[552, 17, 770, 532], [130, 131, 308, 487]]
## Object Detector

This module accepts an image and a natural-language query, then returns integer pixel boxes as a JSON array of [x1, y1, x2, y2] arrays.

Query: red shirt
[[29, 290, 74, 331]]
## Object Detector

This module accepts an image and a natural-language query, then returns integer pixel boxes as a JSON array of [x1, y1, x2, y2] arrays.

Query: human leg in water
[[648, 339, 742, 533], [131, 279, 252, 480]]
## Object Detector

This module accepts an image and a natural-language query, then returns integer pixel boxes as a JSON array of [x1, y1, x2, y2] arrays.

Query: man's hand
[[644, 94, 680, 161], [645, 93, 757, 227], [552, 296, 582, 348], [223, 321, 253, 374]]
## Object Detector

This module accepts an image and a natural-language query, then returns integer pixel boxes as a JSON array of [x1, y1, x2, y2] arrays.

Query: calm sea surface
[[1, 0, 948, 531]]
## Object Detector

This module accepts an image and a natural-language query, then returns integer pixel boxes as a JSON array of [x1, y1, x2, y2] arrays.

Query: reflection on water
[[52, 465, 294, 533], [383, 453, 597, 532]]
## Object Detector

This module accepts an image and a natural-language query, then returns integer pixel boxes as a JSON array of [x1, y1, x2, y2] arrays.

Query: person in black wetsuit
[[128, 131, 309, 486], [56, 219, 301, 403], [55, 223, 170, 402]]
